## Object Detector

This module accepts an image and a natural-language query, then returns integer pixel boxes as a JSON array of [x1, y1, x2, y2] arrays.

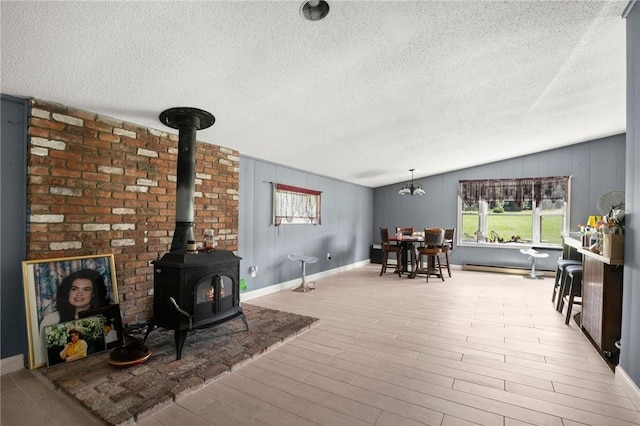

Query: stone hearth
[[38, 304, 319, 425]]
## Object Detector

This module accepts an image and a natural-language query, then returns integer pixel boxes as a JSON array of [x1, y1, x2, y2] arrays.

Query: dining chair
[[413, 228, 445, 282], [379, 227, 403, 277], [441, 228, 456, 278], [395, 227, 414, 236], [394, 227, 416, 274]]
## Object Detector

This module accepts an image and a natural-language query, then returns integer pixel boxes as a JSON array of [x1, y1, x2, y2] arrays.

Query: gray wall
[[373, 134, 626, 272], [1, 95, 28, 359], [621, 2, 640, 390], [238, 156, 374, 291]]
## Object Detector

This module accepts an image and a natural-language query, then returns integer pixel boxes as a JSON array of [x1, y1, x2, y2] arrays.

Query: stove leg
[[143, 320, 155, 342], [240, 312, 249, 331], [175, 330, 188, 360]]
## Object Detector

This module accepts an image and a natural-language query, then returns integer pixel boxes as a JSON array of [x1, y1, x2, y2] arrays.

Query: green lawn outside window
[[461, 210, 563, 245]]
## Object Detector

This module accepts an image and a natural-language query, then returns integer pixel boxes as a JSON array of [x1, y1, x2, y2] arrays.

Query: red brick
[[29, 127, 50, 138], [30, 117, 66, 130], [98, 132, 120, 143], [51, 168, 82, 179], [82, 172, 111, 182], [48, 130, 83, 144]]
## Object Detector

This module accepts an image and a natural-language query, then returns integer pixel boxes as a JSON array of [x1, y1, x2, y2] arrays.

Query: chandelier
[[398, 169, 425, 196]]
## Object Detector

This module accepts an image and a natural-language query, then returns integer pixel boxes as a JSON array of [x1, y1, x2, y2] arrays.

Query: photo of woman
[[22, 254, 118, 369], [39, 269, 112, 333], [59, 328, 87, 362], [44, 317, 106, 367]]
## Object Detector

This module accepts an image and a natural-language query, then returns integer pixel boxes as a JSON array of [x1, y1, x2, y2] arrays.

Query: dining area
[[378, 226, 455, 282]]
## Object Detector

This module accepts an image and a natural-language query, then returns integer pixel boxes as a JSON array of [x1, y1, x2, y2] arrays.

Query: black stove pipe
[[159, 107, 215, 252]]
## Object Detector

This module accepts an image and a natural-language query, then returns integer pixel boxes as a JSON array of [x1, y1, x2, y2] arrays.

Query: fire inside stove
[[194, 273, 234, 321]]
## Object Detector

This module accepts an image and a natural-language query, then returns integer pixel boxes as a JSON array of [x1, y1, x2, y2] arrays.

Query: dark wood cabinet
[[563, 238, 624, 366], [578, 248, 624, 364]]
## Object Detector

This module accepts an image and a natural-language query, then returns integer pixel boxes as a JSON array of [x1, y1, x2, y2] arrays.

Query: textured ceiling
[[1, 1, 628, 188]]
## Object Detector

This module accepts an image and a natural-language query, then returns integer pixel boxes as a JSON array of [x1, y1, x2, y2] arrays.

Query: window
[[458, 176, 570, 247], [272, 183, 322, 226]]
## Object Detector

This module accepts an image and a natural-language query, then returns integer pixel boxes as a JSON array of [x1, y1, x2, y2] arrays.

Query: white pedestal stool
[[520, 248, 549, 280], [288, 254, 318, 292]]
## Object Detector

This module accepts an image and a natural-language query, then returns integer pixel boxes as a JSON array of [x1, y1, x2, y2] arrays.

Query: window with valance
[[272, 183, 322, 226], [457, 176, 571, 246]]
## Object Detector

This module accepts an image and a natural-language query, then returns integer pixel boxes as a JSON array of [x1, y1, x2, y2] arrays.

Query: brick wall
[[27, 99, 239, 324]]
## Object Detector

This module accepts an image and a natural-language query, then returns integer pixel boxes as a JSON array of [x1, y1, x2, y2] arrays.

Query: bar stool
[[552, 259, 582, 304], [441, 228, 456, 278], [379, 227, 403, 277], [556, 262, 583, 313], [520, 248, 549, 279], [561, 265, 583, 324], [288, 254, 318, 292], [414, 228, 445, 282]]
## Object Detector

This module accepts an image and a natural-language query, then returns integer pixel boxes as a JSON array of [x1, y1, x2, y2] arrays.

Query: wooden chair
[[379, 227, 402, 277], [413, 228, 445, 282], [395, 227, 414, 237], [441, 228, 455, 278], [393, 227, 416, 274]]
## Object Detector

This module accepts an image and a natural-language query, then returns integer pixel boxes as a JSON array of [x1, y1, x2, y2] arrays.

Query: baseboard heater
[[462, 264, 555, 278]]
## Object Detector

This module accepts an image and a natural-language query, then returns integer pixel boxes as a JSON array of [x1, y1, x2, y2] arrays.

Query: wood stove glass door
[[194, 273, 235, 322]]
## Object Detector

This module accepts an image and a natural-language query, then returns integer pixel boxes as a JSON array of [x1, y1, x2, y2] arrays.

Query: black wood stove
[[150, 250, 247, 360], [145, 107, 247, 360]]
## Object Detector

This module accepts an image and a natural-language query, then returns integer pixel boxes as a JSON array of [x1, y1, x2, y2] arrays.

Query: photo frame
[[79, 304, 124, 349], [22, 254, 118, 369], [44, 316, 106, 367]]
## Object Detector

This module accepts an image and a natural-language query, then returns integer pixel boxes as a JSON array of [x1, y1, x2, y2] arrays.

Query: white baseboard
[[241, 259, 370, 303], [616, 365, 640, 411], [0, 354, 24, 375]]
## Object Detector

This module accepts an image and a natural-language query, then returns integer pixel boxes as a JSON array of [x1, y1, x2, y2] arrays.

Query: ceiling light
[[399, 169, 425, 196], [300, 0, 329, 21]]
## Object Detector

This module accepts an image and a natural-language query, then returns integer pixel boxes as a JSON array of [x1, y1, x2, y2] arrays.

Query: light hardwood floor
[[2, 265, 639, 425]]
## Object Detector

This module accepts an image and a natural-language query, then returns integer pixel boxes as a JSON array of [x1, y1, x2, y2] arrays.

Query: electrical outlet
[[249, 266, 258, 277], [327, 252, 331, 260]]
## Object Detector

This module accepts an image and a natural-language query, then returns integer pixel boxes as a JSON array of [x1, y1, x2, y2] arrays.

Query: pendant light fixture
[[398, 169, 425, 196]]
